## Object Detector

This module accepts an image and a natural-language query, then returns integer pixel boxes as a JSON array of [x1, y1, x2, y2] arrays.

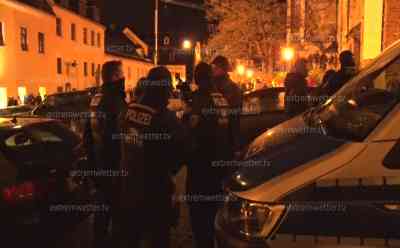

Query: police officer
[[284, 58, 309, 117], [113, 66, 187, 248], [188, 62, 233, 248], [84, 60, 127, 248], [322, 50, 357, 97], [211, 55, 243, 153]]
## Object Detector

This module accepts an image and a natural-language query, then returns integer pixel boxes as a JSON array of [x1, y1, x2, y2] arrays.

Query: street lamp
[[282, 47, 295, 61], [182, 39, 192, 50], [236, 64, 245, 76], [246, 69, 254, 79]]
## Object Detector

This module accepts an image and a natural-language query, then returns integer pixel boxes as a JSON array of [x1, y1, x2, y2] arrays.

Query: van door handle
[[384, 204, 400, 211]]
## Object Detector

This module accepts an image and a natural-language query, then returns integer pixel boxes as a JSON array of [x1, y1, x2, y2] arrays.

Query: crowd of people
[[7, 93, 43, 107], [83, 51, 357, 248], [84, 55, 242, 248], [284, 50, 358, 116]]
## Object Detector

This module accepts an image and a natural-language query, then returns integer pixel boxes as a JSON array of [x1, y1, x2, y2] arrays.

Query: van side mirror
[[383, 139, 400, 169]]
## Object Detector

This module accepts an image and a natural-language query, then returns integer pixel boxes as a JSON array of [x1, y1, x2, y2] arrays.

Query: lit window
[[20, 27, 28, 51], [0, 87, 7, 108], [57, 58, 62, 74], [39, 87, 46, 101], [71, 23, 76, 41], [18, 87, 27, 105], [56, 18, 62, 36], [0, 22, 5, 46], [38, 32, 45, 53]]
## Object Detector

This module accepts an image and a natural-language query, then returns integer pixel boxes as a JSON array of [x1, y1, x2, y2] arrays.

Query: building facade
[[338, 0, 400, 68], [286, 0, 338, 71], [0, 0, 167, 108]]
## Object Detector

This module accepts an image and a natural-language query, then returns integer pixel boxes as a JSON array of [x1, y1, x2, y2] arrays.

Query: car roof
[[0, 117, 54, 130]]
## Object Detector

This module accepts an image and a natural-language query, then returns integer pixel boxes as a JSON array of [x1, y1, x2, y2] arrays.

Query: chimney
[[79, 0, 87, 17], [87, 0, 100, 22]]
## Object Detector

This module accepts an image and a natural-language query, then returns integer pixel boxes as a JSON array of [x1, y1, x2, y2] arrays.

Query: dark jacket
[[187, 90, 233, 195], [115, 102, 187, 228], [284, 72, 309, 116], [322, 67, 356, 96], [214, 74, 243, 151], [85, 80, 127, 174]]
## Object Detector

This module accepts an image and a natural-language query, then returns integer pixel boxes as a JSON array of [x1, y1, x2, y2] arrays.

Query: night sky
[[99, 0, 207, 46]]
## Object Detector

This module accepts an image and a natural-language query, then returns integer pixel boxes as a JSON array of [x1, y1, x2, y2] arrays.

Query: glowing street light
[[182, 39, 192, 50], [282, 47, 295, 61], [236, 64, 246, 75], [246, 69, 254, 79]]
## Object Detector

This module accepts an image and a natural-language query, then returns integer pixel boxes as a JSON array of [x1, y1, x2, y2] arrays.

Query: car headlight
[[221, 194, 286, 240]]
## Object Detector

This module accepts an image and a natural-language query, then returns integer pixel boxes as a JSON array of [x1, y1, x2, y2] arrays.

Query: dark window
[[0, 22, 5, 46], [91, 30, 95, 46], [91, 63, 95, 76], [56, 18, 62, 36], [84, 62, 88, 76], [71, 23, 76, 41], [97, 32, 101, 47], [20, 27, 28, 51], [57, 58, 62, 74], [83, 28, 87, 44], [97, 64, 101, 76], [38, 32, 45, 53]]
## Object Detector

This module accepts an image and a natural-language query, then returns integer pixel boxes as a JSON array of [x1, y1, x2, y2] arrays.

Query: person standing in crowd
[[284, 58, 309, 117], [84, 60, 127, 248], [310, 69, 336, 106], [211, 55, 243, 153], [187, 62, 232, 248], [132, 77, 147, 103], [113, 66, 187, 248], [322, 50, 357, 96]]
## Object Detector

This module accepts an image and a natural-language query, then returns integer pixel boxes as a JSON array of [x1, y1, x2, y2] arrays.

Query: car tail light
[[2, 182, 37, 204]]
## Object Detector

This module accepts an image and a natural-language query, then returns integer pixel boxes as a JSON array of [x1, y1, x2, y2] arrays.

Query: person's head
[[141, 66, 173, 109], [339, 50, 356, 68], [211, 55, 231, 77], [101, 60, 124, 83], [293, 58, 308, 77], [194, 62, 213, 92], [134, 77, 147, 99]]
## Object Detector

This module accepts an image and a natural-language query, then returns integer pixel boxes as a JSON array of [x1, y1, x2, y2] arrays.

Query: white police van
[[215, 41, 400, 248]]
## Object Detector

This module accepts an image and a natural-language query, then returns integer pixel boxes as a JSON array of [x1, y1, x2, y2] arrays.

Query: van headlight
[[221, 194, 286, 240]]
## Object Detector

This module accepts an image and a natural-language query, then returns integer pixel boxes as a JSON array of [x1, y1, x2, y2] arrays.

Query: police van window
[[314, 56, 400, 142]]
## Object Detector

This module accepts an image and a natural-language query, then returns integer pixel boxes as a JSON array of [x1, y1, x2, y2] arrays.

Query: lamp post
[[282, 47, 295, 71], [155, 0, 205, 66], [154, 0, 159, 65]]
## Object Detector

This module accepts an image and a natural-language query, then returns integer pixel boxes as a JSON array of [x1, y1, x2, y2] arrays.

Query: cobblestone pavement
[[171, 167, 195, 248]]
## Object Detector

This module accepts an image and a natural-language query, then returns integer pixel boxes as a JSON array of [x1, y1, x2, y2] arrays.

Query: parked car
[[216, 40, 400, 247], [32, 91, 92, 137], [0, 117, 95, 247], [0, 105, 35, 117]]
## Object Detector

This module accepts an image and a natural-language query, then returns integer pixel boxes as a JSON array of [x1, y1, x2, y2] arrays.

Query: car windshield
[[306, 47, 400, 142]]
